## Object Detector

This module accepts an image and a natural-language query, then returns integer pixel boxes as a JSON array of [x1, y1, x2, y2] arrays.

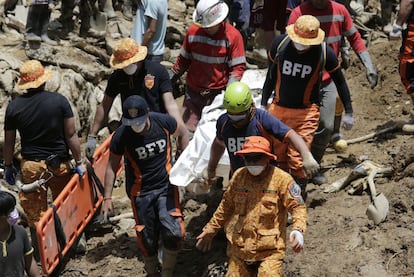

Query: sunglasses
[[243, 155, 265, 163]]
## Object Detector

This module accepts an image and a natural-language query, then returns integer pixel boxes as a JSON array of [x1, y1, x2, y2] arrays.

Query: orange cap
[[235, 136, 277, 160]]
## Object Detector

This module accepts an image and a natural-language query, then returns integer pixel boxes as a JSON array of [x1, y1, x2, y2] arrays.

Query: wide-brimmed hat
[[286, 15, 325, 46], [121, 95, 149, 126], [235, 136, 277, 160], [17, 60, 52, 90], [109, 38, 147, 69], [193, 0, 229, 28]]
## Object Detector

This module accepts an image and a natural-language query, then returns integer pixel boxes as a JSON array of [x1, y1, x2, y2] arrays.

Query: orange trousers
[[268, 103, 320, 179]]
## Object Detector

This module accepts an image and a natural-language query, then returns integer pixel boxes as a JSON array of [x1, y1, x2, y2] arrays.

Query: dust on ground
[[53, 39, 414, 277]]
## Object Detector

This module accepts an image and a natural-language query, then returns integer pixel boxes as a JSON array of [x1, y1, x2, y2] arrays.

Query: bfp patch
[[145, 74, 155, 89], [289, 183, 305, 205]]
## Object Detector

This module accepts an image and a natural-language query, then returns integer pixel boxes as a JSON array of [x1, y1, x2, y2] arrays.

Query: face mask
[[293, 42, 311, 52], [7, 208, 19, 225], [131, 122, 146, 133], [246, 165, 265, 176], [123, 63, 138, 75], [228, 113, 247, 122]]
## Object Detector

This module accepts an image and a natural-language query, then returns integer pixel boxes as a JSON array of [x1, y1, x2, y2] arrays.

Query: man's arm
[[25, 253, 40, 277], [101, 152, 122, 221], [3, 130, 16, 166], [206, 137, 226, 185], [396, 0, 414, 26], [64, 117, 82, 163], [161, 92, 189, 153], [286, 131, 319, 177], [141, 16, 157, 47], [89, 95, 115, 136]]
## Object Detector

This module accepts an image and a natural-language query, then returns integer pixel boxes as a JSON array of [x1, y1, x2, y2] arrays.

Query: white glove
[[289, 230, 304, 253], [302, 152, 319, 177], [341, 113, 354, 130], [389, 24, 402, 40]]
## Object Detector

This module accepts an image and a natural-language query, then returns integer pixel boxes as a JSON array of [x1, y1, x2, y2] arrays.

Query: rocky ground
[[1, 1, 414, 277]]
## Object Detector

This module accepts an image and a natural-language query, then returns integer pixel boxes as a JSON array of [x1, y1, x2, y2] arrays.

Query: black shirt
[[4, 90, 74, 160], [105, 60, 173, 113]]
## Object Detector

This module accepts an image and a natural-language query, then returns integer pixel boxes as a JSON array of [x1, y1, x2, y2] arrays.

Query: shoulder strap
[[318, 42, 327, 89], [272, 36, 291, 64]]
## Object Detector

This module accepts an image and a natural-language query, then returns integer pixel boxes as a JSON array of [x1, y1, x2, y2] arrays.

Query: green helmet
[[223, 82, 253, 113]]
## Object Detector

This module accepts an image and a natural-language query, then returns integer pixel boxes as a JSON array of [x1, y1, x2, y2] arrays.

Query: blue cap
[[122, 95, 149, 126]]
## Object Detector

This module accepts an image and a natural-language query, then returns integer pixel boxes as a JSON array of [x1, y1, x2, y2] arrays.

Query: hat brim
[[235, 149, 277, 160], [286, 24, 325, 46], [16, 69, 53, 90], [192, 3, 229, 28], [122, 114, 147, 126], [110, 46, 148, 69]]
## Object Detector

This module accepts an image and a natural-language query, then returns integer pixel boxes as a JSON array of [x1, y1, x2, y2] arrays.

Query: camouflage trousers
[[19, 159, 72, 227]]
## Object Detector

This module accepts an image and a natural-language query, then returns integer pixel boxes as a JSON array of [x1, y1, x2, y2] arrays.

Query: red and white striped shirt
[[173, 22, 246, 91]]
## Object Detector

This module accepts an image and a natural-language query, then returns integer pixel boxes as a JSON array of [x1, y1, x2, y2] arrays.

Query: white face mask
[[293, 41, 311, 52], [131, 122, 146, 133], [7, 208, 19, 225], [246, 165, 265, 176], [228, 113, 247, 122], [123, 63, 138, 75]]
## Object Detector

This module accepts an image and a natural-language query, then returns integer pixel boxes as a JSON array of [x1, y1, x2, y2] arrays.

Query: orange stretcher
[[36, 135, 122, 275]]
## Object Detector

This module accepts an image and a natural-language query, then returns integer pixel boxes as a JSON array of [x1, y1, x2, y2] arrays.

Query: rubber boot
[[294, 178, 308, 202], [161, 247, 179, 277], [143, 255, 160, 277], [30, 227, 40, 262]]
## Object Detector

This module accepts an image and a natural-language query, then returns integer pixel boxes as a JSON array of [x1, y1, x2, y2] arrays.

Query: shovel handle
[[367, 168, 379, 200]]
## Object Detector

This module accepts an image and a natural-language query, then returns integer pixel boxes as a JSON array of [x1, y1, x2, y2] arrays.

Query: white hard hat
[[192, 0, 229, 28]]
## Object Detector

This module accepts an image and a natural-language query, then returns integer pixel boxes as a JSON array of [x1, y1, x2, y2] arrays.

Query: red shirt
[[288, 0, 366, 83], [172, 22, 246, 91]]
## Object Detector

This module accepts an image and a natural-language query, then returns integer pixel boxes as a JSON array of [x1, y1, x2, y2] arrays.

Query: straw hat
[[17, 60, 52, 90], [235, 136, 277, 160], [109, 38, 148, 69], [286, 15, 325, 46]]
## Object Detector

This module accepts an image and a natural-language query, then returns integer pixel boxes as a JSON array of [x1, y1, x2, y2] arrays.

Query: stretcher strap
[[86, 162, 105, 202], [52, 204, 66, 261]]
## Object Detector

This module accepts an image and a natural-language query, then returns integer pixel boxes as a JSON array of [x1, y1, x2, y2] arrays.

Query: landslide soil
[[53, 39, 414, 277]]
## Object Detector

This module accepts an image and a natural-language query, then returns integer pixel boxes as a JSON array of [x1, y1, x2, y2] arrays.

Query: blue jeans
[[311, 81, 337, 163]]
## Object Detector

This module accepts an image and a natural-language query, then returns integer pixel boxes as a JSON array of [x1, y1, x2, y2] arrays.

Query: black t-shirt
[[4, 90, 74, 160], [110, 112, 177, 197], [0, 224, 33, 277], [105, 60, 173, 113]]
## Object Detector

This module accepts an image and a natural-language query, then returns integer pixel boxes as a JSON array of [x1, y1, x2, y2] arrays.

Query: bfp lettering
[[135, 139, 167, 159], [227, 137, 245, 153], [282, 60, 312, 78]]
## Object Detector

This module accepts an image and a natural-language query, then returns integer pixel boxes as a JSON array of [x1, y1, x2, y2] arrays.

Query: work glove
[[358, 51, 378, 89], [168, 69, 179, 84], [226, 76, 238, 87], [75, 164, 86, 177], [85, 135, 97, 160], [302, 152, 319, 177], [5, 165, 17, 185], [289, 230, 304, 253], [341, 113, 354, 130], [389, 23, 402, 40], [340, 46, 351, 70]]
